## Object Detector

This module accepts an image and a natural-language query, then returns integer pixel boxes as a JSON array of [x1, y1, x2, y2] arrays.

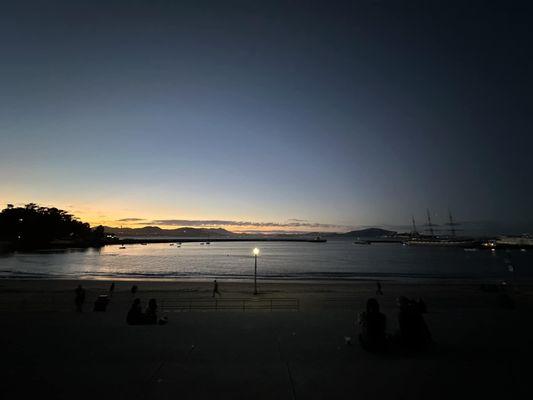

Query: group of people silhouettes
[[76, 281, 431, 345], [358, 296, 431, 353], [127, 298, 168, 325], [74, 283, 167, 325]]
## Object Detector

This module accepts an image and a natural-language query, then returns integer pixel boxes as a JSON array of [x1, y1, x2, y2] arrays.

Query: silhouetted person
[[74, 284, 86, 312], [396, 296, 432, 350], [145, 298, 158, 324], [376, 280, 383, 295], [109, 282, 115, 295], [131, 285, 138, 296], [414, 297, 427, 313], [127, 298, 143, 325], [212, 280, 221, 297], [358, 298, 387, 352], [145, 298, 168, 325]]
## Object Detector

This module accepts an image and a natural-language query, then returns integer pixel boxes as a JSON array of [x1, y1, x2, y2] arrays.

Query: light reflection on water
[[1, 240, 531, 281]]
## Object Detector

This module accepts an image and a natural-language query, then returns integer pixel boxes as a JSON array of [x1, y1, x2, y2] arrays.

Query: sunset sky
[[1, 1, 532, 234]]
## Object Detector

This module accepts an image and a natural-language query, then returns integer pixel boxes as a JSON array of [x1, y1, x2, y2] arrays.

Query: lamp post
[[253, 248, 259, 295]]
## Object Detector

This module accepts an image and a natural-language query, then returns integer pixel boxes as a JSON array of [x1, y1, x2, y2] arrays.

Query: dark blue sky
[[1, 1, 532, 233]]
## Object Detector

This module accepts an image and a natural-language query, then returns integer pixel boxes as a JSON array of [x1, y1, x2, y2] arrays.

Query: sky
[[1, 1, 532, 234]]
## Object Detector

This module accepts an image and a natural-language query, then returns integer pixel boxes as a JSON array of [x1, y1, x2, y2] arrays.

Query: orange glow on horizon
[[81, 216, 340, 234], [3, 200, 345, 233]]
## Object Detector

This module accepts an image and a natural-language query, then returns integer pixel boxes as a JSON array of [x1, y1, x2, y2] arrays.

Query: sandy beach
[[2, 279, 533, 399]]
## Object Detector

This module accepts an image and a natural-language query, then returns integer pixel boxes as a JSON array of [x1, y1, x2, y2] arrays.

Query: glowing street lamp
[[253, 248, 259, 295]]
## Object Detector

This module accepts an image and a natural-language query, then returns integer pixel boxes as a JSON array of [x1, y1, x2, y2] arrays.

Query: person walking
[[376, 280, 383, 295], [212, 280, 221, 297]]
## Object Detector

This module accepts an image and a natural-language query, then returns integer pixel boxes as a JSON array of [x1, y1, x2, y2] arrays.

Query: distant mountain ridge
[[329, 228, 397, 238], [295, 228, 396, 238], [104, 226, 397, 238], [104, 226, 235, 238]]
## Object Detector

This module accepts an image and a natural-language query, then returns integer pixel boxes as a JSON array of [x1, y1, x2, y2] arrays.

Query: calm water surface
[[1, 240, 531, 281]]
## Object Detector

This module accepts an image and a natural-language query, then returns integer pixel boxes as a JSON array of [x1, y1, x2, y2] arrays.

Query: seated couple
[[127, 298, 168, 325], [358, 297, 431, 353]]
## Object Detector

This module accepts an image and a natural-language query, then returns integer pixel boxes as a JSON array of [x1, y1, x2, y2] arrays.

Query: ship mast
[[411, 215, 418, 235], [448, 210, 455, 237], [426, 209, 435, 236], [446, 209, 461, 237]]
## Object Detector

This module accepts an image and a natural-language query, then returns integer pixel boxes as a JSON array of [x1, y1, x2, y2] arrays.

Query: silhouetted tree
[[0, 203, 105, 248]]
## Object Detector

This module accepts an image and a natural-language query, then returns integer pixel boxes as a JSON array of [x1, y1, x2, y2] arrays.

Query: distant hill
[[325, 228, 397, 238], [104, 226, 235, 238], [104, 225, 396, 239]]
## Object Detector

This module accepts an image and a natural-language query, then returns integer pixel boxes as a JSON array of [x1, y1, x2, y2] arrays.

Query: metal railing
[[160, 297, 299, 312], [0, 294, 71, 312], [0, 295, 300, 313], [0, 292, 112, 313]]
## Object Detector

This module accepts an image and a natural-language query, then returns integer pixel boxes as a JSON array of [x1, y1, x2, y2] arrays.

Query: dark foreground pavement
[[3, 300, 532, 400]]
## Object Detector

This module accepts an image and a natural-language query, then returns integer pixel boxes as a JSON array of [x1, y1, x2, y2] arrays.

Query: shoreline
[[2, 275, 530, 284], [2, 277, 532, 294]]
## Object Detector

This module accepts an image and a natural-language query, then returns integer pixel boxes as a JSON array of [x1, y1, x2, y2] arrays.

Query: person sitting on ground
[[413, 297, 427, 313], [145, 298, 158, 324], [126, 298, 143, 325], [358, 298, 387, 352], [145, 298, 168, 325], [396, 296, 432, 350]]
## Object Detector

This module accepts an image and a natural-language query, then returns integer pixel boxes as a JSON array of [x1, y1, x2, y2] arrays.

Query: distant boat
[[119, 246, 126, 249], [140, 243, 147, 246], [494, 235, 533, 248], [205, 242, 211, 245], [309, 236, 327, 243], [170, 243, 174, 246], [354, 239, 371, 245]]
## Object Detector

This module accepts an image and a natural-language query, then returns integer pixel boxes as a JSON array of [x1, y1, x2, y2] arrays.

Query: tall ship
[[404, 210, 478, 247]]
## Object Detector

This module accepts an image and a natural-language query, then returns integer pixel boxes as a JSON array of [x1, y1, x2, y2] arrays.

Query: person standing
[[75, 284, 86, 312], [212, 280, 221, 298], [109, 282, 115, 296]]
